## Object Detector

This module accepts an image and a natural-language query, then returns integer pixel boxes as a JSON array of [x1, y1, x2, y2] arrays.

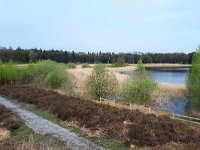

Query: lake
[[121, 67, 191, 84]]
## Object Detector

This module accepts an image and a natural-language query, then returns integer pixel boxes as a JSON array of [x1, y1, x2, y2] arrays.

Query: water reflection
[[155, 99, 188, 115]]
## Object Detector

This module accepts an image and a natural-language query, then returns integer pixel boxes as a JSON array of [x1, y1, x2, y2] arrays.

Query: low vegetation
[[187, 47, 200, 110], [0, 105, 67, 150], [0, 105, 20, 132], [85, 64, 118, 99], [81, 63, 90, 68], [110, 62, 128, 67], [67, 63, 76, 68], [0, 85, 199, 148], [0, 62, 18, 85], [17, 60, 70, 90], [122, 60, 157, 105]]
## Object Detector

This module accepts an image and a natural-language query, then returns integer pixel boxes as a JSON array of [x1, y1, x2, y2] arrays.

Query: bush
[[110, 62, 128, 67], [67, 63, 76, 68], [85, 64, 118, 99], [18, 60, 69, 89], [81, 63, 90, 68], [35, 60, 69, 89], [187, 47, 200, 109], [0, 62, 18, 85], [17, 64, 35, 84], [110, 56, 128, 67], [121, 60, 157, 105]]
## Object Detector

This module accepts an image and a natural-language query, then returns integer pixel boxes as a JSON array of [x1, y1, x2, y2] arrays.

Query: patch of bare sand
[[0, 128, 10, 141]]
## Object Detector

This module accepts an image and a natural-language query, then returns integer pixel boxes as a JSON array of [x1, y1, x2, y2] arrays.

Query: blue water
[[121, 67, 191, 84], [155, 99, 188, 115]]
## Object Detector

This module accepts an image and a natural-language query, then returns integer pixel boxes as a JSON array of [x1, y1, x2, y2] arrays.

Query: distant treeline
[[0, 47, 194, 64]]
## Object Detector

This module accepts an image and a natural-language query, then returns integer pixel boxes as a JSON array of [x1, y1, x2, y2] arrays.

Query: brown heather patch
[[0, 85, 199, 148], [0, 136, 68, 150], [0, 105, 20, 132], [0, 105, 20, 142]]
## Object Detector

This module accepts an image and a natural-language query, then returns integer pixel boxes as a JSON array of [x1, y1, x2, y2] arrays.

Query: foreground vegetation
[[187, 47, 200, 110], [0, 85, 199, 149], [0, 105, 68, 150]]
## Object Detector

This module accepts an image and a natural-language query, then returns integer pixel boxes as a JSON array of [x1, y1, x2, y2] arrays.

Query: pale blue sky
[[0, 0, 200, 53]]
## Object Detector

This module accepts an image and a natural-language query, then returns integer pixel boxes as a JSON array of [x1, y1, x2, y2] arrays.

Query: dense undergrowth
[[0, 85, 199, 148]]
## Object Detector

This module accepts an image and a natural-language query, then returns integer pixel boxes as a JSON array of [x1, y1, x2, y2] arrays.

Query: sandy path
[[0, 96, 105, 150]]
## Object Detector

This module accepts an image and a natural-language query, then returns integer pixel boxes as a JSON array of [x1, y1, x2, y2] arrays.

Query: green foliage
[[135, 59, 148, 79], [81, 63, 90, 68], [18, 60, 69, 89], [85, 64, 118, 99], [122, 59, 157, 105], [110, 62, 128, 67], [34, 60, 69, 89], [67, 63, 76, 68], [187, 47, 200, 109], [17, 64, 35, 84], [0, 62, 18, 85], [111, 56, 128, 67], [28, 50, 37, 63]]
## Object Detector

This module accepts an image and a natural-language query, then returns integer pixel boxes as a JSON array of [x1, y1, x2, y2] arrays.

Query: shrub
[[34, 60, 69, 89], [110, 62, 128, 67], [187, 47, 200, 110], [85, 64, 118, 99], [81, 63, 90, 68], [110, 56, 128, 67], [121, 60, 157, 105], [17, 64, 35, 84], [67, 63, 76, 69], [0, 62, 18, 85], [18, 60, 69, 89]]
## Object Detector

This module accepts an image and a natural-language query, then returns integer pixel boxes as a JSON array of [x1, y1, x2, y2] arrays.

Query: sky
[[0, 0, 200, 53]]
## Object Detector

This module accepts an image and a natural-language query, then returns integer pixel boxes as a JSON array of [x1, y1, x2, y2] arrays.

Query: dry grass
[[0, 105, 20, 145], [0, 105, 20, 132], [65, 120, 104, 138], [95, 98, 166, 116], [156, 83, 187, 103], [0, 136, 68, 150], [0, 128, 10, 141], [144, 63, 191, 68]]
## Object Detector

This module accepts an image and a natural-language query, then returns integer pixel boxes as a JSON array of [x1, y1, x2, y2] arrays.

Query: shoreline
[[144, 63, 191, 68]]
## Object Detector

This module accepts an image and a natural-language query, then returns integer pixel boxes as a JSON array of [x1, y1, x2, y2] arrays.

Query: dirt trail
[[0, 96, 105, 150]]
